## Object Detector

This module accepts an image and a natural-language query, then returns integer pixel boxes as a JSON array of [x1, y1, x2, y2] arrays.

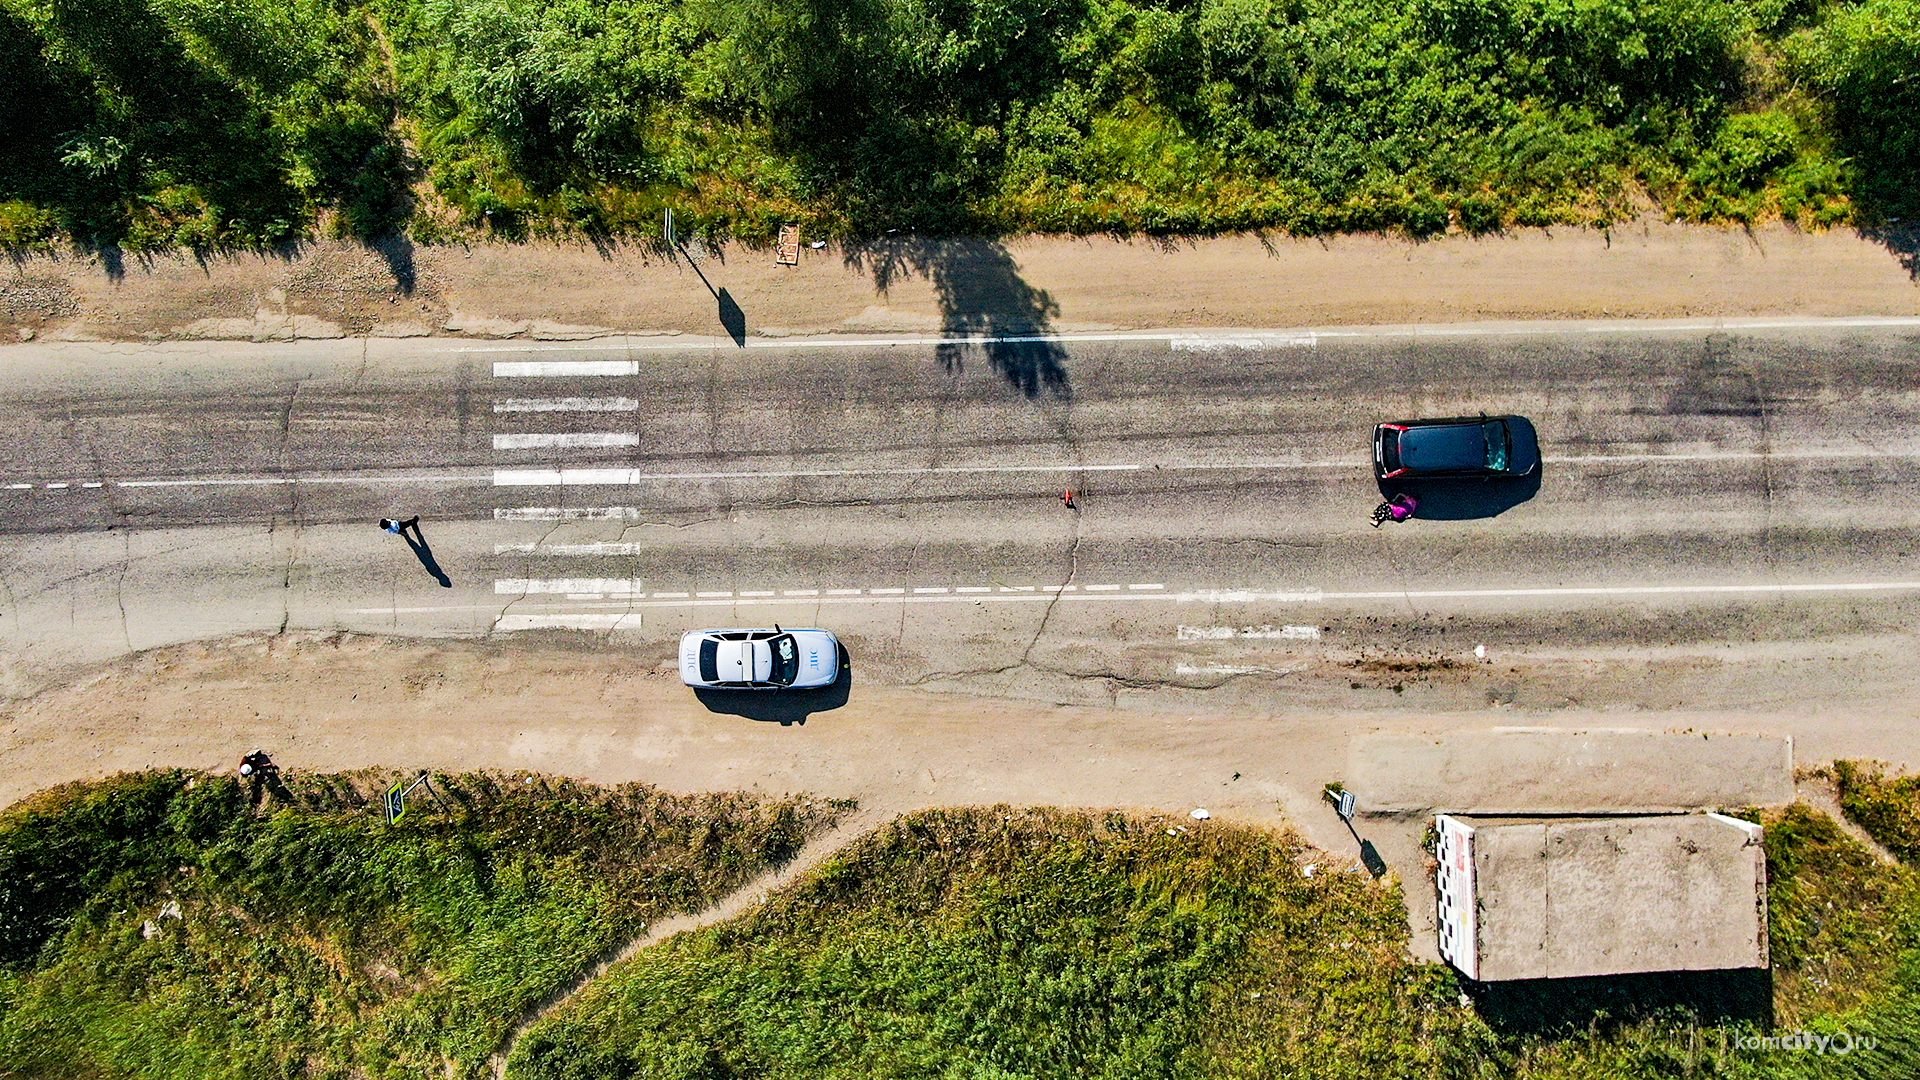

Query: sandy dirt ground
[[4, 220, 1917, 344]]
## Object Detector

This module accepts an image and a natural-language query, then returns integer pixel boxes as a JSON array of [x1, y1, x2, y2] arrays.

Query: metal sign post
[[663, 207, 675, 249], [384, 771, 448, 825]]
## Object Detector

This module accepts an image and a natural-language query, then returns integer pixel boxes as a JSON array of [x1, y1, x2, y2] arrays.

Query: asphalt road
[[5, 319, 1920, 711]]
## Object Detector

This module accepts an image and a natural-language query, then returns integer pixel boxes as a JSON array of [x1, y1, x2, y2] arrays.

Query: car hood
[[785, 630, 840, 688]]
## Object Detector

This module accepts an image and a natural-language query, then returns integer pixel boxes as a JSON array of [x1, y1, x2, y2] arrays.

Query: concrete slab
[[1439, 814, 1768, 981], [1350, 727, 1793, 815]]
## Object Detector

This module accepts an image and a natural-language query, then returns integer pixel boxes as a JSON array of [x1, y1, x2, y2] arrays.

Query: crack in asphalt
[[1018, 515, 1083, 671]]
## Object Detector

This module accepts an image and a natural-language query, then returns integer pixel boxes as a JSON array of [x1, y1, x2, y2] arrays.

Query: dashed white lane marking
[[493, 360, 639, 377], [456, 316, 1920, 355], [494, 397, 640, 412], [12, 445, 1914, 497], [494, 542, 643, 556], [45, 482, 68, 489], [455, 578, 1920, 623], [1171, 334, 1316, 351], [495, 506, 643, 521], [494, 578, 645, 596], [1180, 625, 1322, 640], [1176, 663, 1299, 677], [493, 433, 639, 450]]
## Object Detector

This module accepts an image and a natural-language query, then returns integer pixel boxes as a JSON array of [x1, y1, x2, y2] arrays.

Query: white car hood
[[785, 629, 840, 688]]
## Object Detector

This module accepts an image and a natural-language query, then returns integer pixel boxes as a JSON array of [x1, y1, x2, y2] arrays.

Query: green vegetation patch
[[0, 768, 851, 1079], [5, 774, 1918, 1079], [508, 806, 1475, 1079], [512, 801, 1920, 1080], [1, 0, 1915, 246]]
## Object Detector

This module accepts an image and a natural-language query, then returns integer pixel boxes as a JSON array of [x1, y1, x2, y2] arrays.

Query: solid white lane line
[[493, 360, 639, 376], [493, 433, 639, 450], [494, 397, 640, 412], [454, 316, 1920, 355], [493, 463, 1144, 486]]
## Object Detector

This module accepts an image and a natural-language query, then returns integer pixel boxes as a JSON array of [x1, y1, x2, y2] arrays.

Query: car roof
[[1397, 420, 1495, 471]]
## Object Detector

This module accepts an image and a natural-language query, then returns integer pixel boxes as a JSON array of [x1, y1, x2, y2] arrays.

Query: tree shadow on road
[[693, 648, 852, 725], [846, 237, 1068, 399]]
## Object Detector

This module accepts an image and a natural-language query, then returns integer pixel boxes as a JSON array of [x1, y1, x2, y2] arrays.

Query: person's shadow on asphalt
[[403, 525, 453, 587]]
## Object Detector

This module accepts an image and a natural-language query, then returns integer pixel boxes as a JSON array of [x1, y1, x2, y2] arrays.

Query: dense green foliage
[[1, 0, 1914, 248], [510, 803, 1920, 1080], [1834, 759, 1920, 863], [0, 769, 848, 1079], [3, 775, 1917, 1078]]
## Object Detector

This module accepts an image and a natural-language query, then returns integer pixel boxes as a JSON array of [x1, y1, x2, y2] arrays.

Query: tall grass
[[0, 769, 851, 1079], [507, 800, 1920, 1079]]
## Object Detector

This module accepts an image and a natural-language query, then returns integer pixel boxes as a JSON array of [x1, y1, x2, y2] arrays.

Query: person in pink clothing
[[1370, 493, 1418, 527]]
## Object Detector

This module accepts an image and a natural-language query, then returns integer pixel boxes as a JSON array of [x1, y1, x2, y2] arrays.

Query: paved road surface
[[4, 319, 1920, 713]]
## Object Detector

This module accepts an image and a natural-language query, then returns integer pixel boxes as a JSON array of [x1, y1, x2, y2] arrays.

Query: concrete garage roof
[[1440, 814, 1768, 981]]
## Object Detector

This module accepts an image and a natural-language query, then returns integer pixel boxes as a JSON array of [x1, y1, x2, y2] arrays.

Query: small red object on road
[[1061, 489, 1077, 509]]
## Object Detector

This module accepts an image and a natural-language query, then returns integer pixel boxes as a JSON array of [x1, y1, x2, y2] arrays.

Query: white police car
[[679, 626, 841, 689]]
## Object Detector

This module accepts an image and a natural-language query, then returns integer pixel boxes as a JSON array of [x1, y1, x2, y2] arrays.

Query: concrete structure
[[1435, 813, 1768, 981], [1353, 728, 1794, 815]]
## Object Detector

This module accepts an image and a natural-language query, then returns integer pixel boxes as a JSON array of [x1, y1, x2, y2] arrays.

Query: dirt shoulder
[[5, 221, 1916, 344]]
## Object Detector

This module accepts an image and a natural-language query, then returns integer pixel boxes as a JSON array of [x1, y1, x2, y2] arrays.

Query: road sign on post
[[776, 224, 800, 266], [1336, 789, 1357, 823], [385, 781, 407, 825]]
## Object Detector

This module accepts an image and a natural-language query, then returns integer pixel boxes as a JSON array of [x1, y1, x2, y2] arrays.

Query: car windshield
[[1482, 421, 1509, 471], [767, 634, 799, 685]]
